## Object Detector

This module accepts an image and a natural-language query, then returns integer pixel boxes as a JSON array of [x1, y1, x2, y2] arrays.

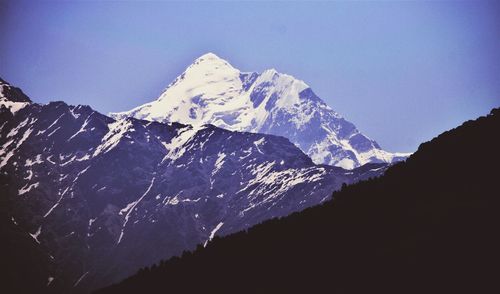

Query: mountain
[[0, 77, 31, 113], [0, 78, 383, 293], [98, 108, 500, 294], [111, 53, 409, 169], [0, 80, 58, 293], [0, 198, 56, 293]]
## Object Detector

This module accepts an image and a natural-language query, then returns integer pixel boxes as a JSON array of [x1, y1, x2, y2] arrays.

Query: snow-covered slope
[[111, 53, 410, 169], [0, 78, 31, 114], [0, 78, 385, 293]]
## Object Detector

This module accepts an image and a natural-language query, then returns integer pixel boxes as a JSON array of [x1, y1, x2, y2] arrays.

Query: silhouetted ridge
[[97, 108, 500, 294]]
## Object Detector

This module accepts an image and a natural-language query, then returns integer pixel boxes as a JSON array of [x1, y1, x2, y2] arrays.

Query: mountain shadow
[[97, 108, 500, 294]]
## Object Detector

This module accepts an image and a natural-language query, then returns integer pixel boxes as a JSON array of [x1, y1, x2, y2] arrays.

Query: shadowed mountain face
[[0, 78, 384, 293], [98, 109, 499, 294], [111, 53, 409, 169]]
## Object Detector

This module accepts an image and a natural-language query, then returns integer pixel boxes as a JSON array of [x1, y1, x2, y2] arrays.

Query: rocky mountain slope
[[99, 108, 500, 294], [111, 53, 409, 168], [0, 78, 384, 293]]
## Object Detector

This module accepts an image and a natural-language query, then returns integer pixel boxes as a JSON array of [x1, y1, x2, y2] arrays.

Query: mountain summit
[[111, 53, 409, 168], [0, 78, 31, 114]]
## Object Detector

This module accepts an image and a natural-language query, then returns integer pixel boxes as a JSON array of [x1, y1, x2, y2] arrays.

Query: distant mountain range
[[98, 108, 500, 294], [0, 78, 384, 293], [111, 53, 409, 169]]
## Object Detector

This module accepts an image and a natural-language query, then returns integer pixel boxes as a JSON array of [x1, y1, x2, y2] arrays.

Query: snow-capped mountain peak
[[180, 52, 238, 82], [122, 53, 245, 128], [194, 52, 225, 62], [165, 52, 239, 90], [111, 53, 410, 168]]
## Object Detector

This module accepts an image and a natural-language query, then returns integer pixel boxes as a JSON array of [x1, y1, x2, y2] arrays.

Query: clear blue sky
[[1, 1, 499, 153]]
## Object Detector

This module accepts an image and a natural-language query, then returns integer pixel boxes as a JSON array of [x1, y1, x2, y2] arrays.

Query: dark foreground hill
[[98, 108, 500, 294]]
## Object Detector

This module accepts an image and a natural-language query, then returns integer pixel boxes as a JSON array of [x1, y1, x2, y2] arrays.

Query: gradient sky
[[1, 1, 499, 153]]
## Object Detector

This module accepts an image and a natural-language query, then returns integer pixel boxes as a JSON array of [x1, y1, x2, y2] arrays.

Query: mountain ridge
[[0, 77, 384, 293], [111, 53, 410, 169], [98, 107, 500, 294]]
